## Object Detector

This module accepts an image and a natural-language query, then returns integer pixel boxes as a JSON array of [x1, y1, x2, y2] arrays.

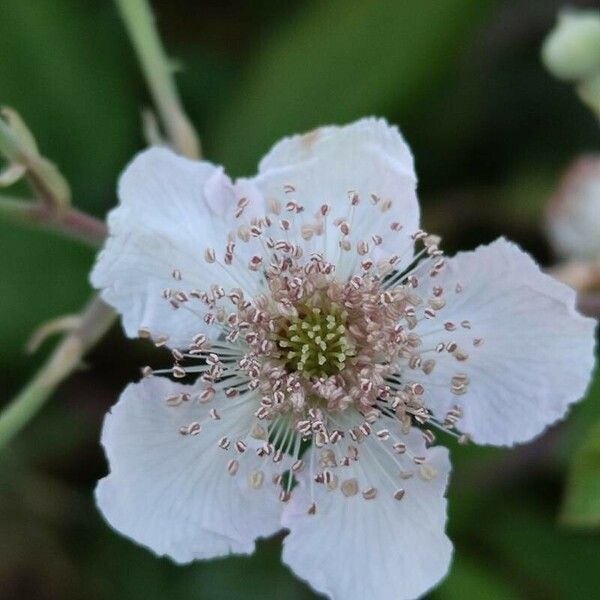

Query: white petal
[[282, 420, 452, 600], [248, 118, 420, 279], [417, 238, 597, 445], [91, 147, 261, 348], [96, 376, 284, 563]]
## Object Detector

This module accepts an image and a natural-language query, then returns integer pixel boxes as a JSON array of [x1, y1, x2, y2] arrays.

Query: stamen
[[156, 194, 468, 506]]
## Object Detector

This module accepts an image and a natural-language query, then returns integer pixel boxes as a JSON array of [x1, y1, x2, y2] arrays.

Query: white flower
[[91, 118, 596, 600], [546, 155, 600, 261]]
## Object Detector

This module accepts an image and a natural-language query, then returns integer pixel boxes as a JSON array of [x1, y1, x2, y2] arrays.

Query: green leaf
[[556, 363, 600, 460], [436, 554, 524, 600], [0, 0, 136, 377], [486, 503, 600, 598], [0, 0, 139, 214], [210, 0, 496, 175], [561, 411, 600, 528], [0, 221, 92, 383], [557, 363, 600, 528]]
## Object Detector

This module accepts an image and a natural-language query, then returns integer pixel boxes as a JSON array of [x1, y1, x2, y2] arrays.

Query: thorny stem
[[114, 0, 201, 159], [0, 194, 106, 249], [0, 298, 116, 451]]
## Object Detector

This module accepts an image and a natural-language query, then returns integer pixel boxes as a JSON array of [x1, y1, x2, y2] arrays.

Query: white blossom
[[92, 118, 596, 600]]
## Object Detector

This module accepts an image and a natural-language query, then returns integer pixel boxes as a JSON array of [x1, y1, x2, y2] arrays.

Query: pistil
[[276, 303, 355, 377]]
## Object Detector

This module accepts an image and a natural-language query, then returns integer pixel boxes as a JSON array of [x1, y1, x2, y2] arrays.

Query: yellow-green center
[[277, 305, 355, 377]]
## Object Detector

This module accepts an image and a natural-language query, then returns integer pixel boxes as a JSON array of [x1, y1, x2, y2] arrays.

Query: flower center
[[277, 301, 355, 377], [145, 188, 476, 513]]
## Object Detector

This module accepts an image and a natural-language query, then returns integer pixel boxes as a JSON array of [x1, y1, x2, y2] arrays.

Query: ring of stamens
[[144, 188, 476, 513]]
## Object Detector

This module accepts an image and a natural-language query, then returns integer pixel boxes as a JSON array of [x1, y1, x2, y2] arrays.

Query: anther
[[362, 487, 377, 500], [199, 387, 215, 403], [392, 442, 406, 454], [422, 430, 436, 446], [422, 358, 435, 375], [188, 422, 201, 436], [154, 335, 168, 347]]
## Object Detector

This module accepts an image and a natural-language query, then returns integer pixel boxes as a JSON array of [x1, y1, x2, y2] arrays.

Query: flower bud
[[542, 9, 600, 82], [546, 155, 600, 261]]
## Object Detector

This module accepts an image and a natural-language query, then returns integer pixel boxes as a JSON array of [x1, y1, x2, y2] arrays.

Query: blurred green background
[[1, 1, 599, 598]]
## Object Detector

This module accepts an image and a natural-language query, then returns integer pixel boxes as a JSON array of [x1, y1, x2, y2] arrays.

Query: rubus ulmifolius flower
[[92, 118, 596, 600]]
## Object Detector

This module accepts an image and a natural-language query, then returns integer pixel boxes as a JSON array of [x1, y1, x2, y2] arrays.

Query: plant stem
[[0, 111, 72, 211], [0, 117, 20, 160], [0, 0, 200, 451], [114, 0, 201, 159], [0, 298, 116, 450], [0, 195, 106, 249]]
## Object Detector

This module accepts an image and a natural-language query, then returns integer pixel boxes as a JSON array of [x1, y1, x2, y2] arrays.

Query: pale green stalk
[[114, 0, 201, 158], [0, 109, 72, 211], [0, 0, 201, 450], [0, 194, 106, 248], [0, 118, 21, 160], [0, 298, 116, 450]]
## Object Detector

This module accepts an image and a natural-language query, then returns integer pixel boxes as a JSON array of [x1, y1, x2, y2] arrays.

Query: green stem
[[0, 110, 72, 211], [114, 0, 200, 158], [0, 118, 21, 161], [0, 195, 106, 249], [0, 297, 116, 450], [0, 0, 200, 451]]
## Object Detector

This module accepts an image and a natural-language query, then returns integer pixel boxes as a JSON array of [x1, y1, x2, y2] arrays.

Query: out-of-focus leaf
[[487, 503, 600, 598], [561, 412, 600, 528], [86, 529, 312, 600], [0, 0, 139, 213], [179, 538, 310, 600], [556, 364, 600, 464], [0, 222, 92, 383], [211, 0, 496, 175], [436, 554, 524, 600], [0, 0, 138, 378]]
